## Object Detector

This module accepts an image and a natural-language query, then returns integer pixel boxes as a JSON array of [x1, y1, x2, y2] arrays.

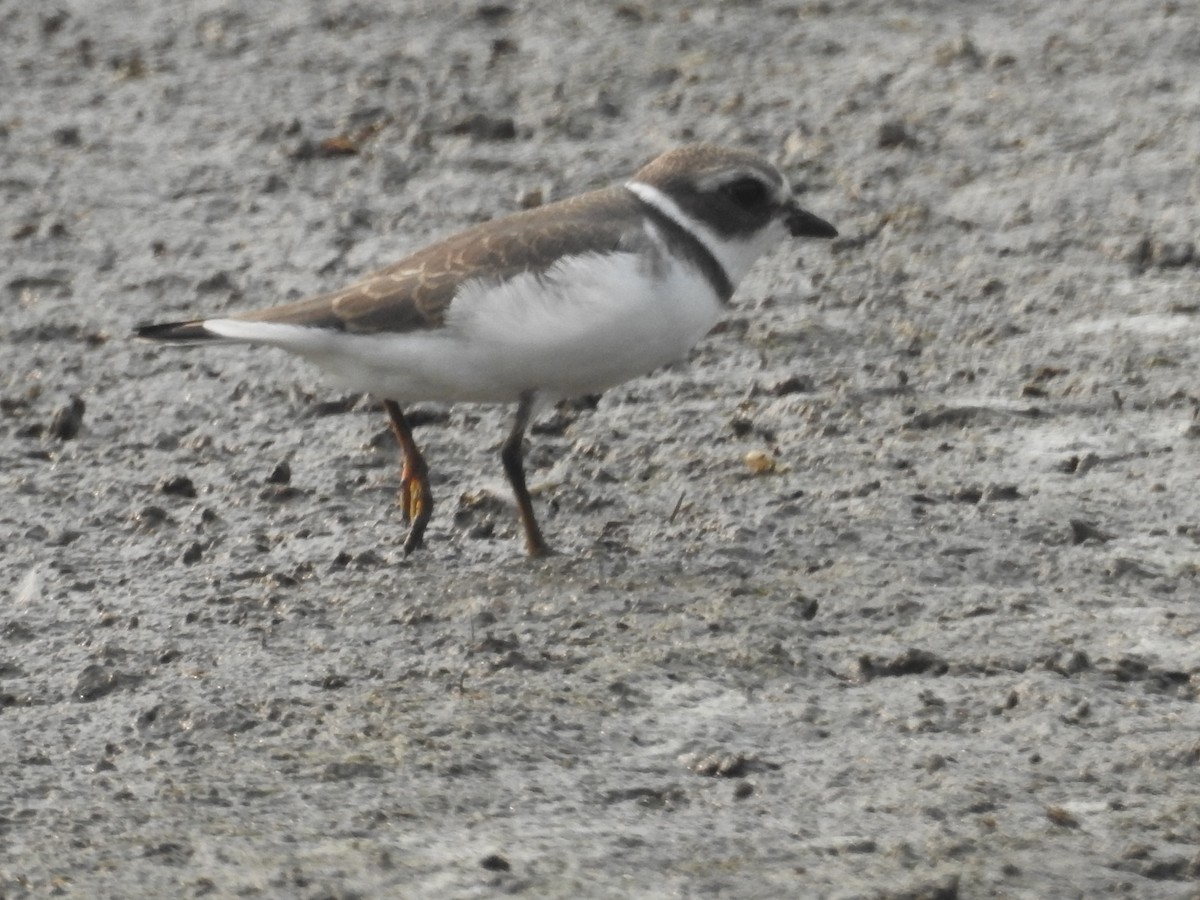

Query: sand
[[2, 1, 1199, 897]]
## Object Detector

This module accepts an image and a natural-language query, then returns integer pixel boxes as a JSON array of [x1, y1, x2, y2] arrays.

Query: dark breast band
[[635, 201, 735, 304]]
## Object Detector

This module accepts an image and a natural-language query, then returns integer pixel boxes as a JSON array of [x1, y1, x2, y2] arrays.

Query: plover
[[137, 144, 837, 556]]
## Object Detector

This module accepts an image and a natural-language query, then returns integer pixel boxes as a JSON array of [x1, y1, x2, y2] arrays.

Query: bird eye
[[724, 177, 771, 210]]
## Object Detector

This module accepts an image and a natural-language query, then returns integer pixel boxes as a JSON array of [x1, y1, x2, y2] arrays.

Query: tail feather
[[134, 320, 222, 342]]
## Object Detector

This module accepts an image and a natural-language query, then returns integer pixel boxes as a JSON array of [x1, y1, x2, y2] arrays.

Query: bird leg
[[502, 391, 552, 557], [383, 399, 432, 553]]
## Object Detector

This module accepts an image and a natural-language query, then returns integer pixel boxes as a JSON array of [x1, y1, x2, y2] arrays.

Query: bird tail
[[134, 320, 224, 343]]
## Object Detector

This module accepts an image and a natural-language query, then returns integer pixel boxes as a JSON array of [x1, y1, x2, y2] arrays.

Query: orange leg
[[383, 400, 432, 553]]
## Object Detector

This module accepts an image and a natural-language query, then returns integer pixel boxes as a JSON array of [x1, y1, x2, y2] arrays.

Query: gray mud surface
[[3, 1, 1200, 897]]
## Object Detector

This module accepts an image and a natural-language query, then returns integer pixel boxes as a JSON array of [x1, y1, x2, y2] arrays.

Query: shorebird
[[136, 144, 837, 556]]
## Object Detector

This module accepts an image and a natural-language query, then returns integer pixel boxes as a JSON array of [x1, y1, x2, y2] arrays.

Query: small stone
[[878, 120, 915, 149], [41, 9, 70, 35], [53, 125, 82, 146], [858, 648, 948, 679], [770, 374, 814, 396], [685, 751, 747, 777], [158, 475, 197, 498], [490, 36, 519, 61], [475, 4, 512, 24], [1046, 805, 1080, 828], [794, 595, 819, 620], [934, 33, 983, 66], [111, 53, 147, 80], [951, 485, 983, 504], [517, 186, 544, 209], [266, 461, 291, 485], [1060, 452, 1100, 475], [196, 270, 236, 293], [729, 415, 754, 437], [744, 450, 777, 475], [446, 113, 517, 141], [131, 505, 172, 531], [982, 483, 1021, 501], [75, 665, 121, 702], [614, 2, 645, 22], [48, 396, 85, 440], [1069, 519, 1113, 544], [1126, 235, 1153, 271], [1045, 649, 1091, 675], [480, 853, 511, 871]]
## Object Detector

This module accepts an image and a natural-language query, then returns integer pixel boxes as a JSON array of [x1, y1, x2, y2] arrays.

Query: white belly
[[240, 250, 725, 404]]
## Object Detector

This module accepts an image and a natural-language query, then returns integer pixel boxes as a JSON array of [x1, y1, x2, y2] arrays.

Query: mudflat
[[2, 2, 1198, 897]]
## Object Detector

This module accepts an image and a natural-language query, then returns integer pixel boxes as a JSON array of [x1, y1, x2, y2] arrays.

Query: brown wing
[[234, 186, 646, 335]]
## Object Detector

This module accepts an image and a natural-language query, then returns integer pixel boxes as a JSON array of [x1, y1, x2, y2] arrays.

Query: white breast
[[436, 248, 724, 402]]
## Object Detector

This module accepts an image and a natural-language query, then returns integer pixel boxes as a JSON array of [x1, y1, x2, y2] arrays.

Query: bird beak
[[785, 202, 838, 239]]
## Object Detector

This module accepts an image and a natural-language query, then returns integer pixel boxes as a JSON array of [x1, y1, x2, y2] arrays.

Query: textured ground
[[2, 1, 1200, 898]]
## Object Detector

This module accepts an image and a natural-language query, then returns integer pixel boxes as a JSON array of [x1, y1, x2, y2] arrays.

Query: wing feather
[[229, 186, 644, 335]]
